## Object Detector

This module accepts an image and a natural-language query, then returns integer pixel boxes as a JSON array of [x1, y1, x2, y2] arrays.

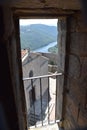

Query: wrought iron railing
[[23, 73, 63, 128]]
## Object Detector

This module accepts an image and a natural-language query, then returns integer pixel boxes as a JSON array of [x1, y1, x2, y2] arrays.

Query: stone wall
[[2, 5, 87, 130], [0, 7, 27, 130], [22, 53, 48, 113], [41, 52, 58, 65], [62, 13, 87, 129]]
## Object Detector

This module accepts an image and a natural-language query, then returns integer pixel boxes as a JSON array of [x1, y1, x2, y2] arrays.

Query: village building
[[21, 49, 49, 125]]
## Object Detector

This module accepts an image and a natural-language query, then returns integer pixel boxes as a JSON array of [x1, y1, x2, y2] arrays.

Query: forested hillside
[[20, 24, 57, 50], [48, 45, 58, 53]]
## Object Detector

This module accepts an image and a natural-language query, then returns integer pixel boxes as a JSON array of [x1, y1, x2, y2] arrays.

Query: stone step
[[30, 113, 40, 119], [29, 113, 41, 126], [29, 123, 59, 130]]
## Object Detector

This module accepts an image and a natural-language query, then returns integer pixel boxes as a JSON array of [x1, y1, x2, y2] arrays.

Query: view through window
[[20, 19, 59, 128], [20, 19, 58, 54]]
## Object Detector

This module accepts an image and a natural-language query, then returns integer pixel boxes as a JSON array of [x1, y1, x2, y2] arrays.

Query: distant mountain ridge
[[20, 24, 57, 50]]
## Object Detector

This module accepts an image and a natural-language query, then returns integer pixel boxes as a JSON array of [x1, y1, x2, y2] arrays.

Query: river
[[34, 41, 57, 53]]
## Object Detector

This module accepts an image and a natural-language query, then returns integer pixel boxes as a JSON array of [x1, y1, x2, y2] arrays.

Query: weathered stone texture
[[78, 111, 87, 127], [62, 13, 87, 130], [41, 52, 58, 65], [9, 0, 80, 10], [57, 17, 67, 120], [3, 7, 27, 130]]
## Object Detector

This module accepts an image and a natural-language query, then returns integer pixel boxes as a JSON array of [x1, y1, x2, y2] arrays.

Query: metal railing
[[23, 73, 63, 128]]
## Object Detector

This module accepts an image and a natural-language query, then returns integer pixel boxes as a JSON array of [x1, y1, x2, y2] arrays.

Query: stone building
[[0, 1, 87, 130], [21, 50, 48, 116]]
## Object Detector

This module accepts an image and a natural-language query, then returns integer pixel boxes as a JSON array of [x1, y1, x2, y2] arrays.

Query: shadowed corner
[[79, 0, 87, 24], [72, 127, 87, 130], [0, 104, 10, 130], [0, 0, 21, 5], [0, 0, 11, 5]]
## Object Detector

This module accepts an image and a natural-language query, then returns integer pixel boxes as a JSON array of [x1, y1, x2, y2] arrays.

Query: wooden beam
[[12, 8, 77, 18]]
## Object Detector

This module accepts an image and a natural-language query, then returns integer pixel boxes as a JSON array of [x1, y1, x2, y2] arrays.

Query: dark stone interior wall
[[57, 17, 67, 120], [1, 4, 87, 130], [0, 7, 19, 130], [0, 7, 27, 130], [62, 13, 87, 130]]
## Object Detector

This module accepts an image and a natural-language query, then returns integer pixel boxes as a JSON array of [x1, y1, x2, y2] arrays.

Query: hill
[[48, 45, 58, 53], [20, 24, 57, 50]]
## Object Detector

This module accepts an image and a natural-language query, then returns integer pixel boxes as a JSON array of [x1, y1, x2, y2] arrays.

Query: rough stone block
[[78, 111, 87, 127], [65, 95, 78, 122], [70, 33, 87, 56]]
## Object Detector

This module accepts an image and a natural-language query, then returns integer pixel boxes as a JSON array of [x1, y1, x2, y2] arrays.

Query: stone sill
[[29, 123, 58, 130]]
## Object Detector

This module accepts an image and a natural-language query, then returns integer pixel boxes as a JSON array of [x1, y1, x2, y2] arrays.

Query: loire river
[[34, 41, 57, 53]]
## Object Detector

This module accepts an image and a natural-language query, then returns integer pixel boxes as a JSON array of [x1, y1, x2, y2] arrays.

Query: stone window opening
[[15, 17, 66, 128]]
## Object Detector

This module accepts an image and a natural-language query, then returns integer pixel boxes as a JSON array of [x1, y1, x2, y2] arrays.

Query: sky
[[20, 19, 58, 26]]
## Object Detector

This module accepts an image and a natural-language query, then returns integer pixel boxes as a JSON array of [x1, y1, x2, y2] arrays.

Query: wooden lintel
[[12, 8, 76, 18]]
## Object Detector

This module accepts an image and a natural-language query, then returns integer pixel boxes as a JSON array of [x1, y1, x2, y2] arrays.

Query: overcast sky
[[20, 19, 58, 26]]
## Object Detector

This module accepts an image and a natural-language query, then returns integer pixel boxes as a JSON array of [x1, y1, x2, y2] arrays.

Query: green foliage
[[49, 60, 55, 65], [48, 45, 58, 53], [20, 24, 57, 50]]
